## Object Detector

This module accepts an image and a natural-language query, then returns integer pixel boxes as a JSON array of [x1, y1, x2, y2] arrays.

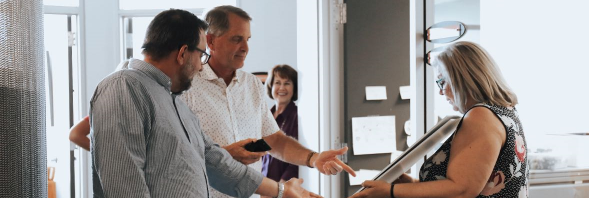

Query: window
[[119, 0, 235, 10], [119, 1, 235, 61], [43, 0, 78, 7], [480, 0, 589, 173], [43, 2, 82, 198], [431, 0, 589, 187]]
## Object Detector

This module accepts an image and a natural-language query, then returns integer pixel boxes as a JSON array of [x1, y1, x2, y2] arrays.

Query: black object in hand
[[244, 139, 272, 152]]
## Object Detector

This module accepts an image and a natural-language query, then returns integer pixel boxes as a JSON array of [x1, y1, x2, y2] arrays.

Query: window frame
[[43, 2, 85, 198], [118, 8, 204, 61]]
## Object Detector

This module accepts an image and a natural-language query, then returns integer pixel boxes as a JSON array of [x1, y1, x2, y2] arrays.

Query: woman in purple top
[[262, 64, 299, 183]]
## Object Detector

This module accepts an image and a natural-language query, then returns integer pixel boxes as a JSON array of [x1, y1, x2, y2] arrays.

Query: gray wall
[[240, 0, 297, 74], [343, 0, 411, 195]]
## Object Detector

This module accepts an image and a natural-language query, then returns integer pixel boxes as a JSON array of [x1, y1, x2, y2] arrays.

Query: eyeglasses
[[195, 48, 210, 65], [436, 78, 446, 90]]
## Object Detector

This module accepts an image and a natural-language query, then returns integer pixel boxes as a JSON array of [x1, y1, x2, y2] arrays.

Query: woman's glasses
[[436, 78, 446, 90]]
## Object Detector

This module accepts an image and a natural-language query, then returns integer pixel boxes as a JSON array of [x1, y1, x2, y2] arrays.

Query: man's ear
[[206, 34, 214, 50], [177, 45, 188, 65]]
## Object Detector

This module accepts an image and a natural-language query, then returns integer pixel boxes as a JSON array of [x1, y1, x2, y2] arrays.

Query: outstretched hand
[[223, 138, 266, 165], [283, 178, 323, 198], [312, 146, 356, 177]]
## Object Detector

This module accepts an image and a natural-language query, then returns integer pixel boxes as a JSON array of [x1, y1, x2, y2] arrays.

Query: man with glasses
[[90, 9, 319, 198], [180, 5, 356, 198]]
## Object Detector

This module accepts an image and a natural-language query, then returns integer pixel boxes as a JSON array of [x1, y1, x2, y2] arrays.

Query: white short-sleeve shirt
[[181, 64, 280, 198]]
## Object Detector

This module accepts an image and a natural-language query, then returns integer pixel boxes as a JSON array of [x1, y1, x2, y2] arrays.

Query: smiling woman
[[262, 64, 300, 183]]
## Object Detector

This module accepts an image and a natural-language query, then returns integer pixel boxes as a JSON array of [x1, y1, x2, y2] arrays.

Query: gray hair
[[434, 41, 518, 113], [205, 5, 251, 36]]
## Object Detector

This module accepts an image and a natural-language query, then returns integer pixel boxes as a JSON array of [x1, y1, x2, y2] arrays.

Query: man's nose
[[241, 41, 248, 52]]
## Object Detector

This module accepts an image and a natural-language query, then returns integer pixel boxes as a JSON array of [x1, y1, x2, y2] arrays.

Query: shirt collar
[[127, 58, 173, 93], [199, 63, 242, 83]]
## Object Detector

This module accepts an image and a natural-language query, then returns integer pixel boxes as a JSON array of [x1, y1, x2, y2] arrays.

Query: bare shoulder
[[457, 106, 506, 145]]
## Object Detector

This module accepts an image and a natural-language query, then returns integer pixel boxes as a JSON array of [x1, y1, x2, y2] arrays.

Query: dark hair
[[205, 5, 251, 36], [266, 64, 298, 101], [142, 9, 208, 61], [251, 72, 267, 75]]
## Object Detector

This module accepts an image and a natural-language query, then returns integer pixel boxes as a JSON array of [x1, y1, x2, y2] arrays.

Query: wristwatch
[[275, 182, 284, 198]]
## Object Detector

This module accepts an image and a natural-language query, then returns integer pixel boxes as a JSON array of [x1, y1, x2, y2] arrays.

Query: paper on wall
[[352, 116, 396, 155], [365, 86, 387, 100], [399, 85, 411, 100]]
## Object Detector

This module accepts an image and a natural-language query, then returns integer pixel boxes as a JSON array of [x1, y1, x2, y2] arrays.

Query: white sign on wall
[[351, 115, 396, 155]]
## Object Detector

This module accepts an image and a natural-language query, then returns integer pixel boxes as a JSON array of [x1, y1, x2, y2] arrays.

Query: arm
[[264, 132, 356, 177], [69, 116, 90, 151], [222, 138, 267, 165], [202, 126, 321, 198], [255, 77, 355, 176], [90, 77, 151, 197], [350, 107, 505, 198], [203, 130, 263, 197], [256, 177, 322, 198]]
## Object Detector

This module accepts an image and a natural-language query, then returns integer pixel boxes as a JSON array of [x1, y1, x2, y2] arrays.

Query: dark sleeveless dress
[[419, 103, 529, 197]]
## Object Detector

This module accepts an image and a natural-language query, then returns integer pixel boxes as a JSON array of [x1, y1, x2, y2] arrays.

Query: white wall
[[239, 0, 297, 73], [239, 0, 298, 107], [82, 0, 120, 113], [81, 1, 120, 197], [295, 0, 321, 195]]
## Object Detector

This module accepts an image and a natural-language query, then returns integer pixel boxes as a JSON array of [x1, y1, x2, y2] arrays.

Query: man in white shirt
[[180, 5, 356, 198]]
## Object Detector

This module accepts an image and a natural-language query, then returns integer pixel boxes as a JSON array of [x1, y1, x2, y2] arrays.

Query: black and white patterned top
[[419, 103, 529, 197]]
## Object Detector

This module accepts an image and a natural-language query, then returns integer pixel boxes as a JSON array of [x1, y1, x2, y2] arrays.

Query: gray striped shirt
[[90, 59, 263, 198]]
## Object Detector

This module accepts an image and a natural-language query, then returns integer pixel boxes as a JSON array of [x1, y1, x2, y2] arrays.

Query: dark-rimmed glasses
[[195, 48, 210, 65]]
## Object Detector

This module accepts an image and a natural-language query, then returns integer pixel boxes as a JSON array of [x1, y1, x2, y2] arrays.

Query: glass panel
[[426, 21, 466, 43], [480, 0, 589, 170], [43, 0, 78, 7], [427, 0, 480, 159], [122, 17, 153, 60], [432, 0, 589, 173], [44, 14, 73, 198], [431, 0, 479, 122], [119, 0, 235, 10]]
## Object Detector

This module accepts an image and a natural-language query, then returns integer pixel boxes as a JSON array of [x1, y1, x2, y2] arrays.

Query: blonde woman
[[351, 41, 528, 198]]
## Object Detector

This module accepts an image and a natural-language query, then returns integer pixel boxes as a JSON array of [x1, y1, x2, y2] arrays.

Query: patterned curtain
[[0, 0, 47, 197]]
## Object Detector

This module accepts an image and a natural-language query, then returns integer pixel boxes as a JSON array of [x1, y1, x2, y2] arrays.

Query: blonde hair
[[434, 41, 518, 113]]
